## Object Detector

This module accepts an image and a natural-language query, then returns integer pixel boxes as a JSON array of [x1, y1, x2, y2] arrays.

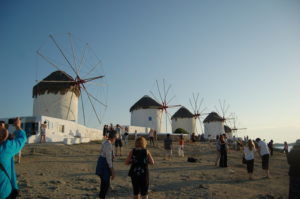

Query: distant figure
[[287, 139, 300, 199], [103, 125, 109, 139], [153, 130, 157, 143], [115, 124, 123, 156], [284, 141, 289, 154], [40, 121, 47, 143], [243, 140, 256, 180], [125, 137, 154, 199], [164, 134, 173, 160], [219, 135, 228, 168], [256, 138, 271, 178], [268, 140, 274, 156], [215, 135, 221, 166], [178, 134, 184, 157], [148, 129, 154, 147], [0, 118, 27, 199], [123, 127, 129, 146], [96, 132, 116, 199]]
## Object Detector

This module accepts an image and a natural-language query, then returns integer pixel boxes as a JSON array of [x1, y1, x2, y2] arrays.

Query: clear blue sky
[[0, 0, 299, 143]]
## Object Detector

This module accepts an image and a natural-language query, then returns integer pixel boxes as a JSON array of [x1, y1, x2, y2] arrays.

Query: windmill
[[214, 99, 234, 126], [149, 79, 181, 133], [229, 113, 247, 137], [189, 93, 208, 135], [35, 33, 108, 128]]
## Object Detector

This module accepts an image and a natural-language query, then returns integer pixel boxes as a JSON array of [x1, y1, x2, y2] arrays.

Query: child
[[243, 140, 256, 180]]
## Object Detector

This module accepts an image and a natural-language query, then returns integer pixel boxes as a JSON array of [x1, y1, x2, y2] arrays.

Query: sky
[[0, 0, 299, 143]]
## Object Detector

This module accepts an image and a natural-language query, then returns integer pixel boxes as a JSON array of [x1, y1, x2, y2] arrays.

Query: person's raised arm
[[5, 119, 27, 156], [147, 150, 154, 165], [125, 150, 133, 165]]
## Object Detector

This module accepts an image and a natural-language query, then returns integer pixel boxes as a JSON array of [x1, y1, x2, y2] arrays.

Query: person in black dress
[[219, 135, 228, 168], [125, 137, 154, 199]]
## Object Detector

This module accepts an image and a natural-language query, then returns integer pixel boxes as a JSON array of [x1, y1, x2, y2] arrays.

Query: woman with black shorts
[[125, 137, 154, 199], [243, 139, 256, 180]]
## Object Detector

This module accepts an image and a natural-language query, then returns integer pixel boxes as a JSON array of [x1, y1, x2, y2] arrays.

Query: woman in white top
[[243, 139, 256, 180]]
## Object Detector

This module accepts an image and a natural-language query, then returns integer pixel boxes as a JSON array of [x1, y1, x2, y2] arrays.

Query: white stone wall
[[130, 109, 164, 133], [204, 121, 225, 140], [171, 117, 196, 134], [33, 91, 79, 122]]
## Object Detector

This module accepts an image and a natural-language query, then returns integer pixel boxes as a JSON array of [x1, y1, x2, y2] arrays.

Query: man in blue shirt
[[0, 118, 27, 199]]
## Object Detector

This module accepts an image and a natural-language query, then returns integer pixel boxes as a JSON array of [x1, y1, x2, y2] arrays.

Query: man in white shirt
[[256, 138, 271, 178]]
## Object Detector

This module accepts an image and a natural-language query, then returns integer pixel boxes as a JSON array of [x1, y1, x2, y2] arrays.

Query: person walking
[[243, 140, 256, 180], [96, 132, 116, 199], [0, 118, 27, 199], [287, 139, 300, 199], [164, 134, 173, 160], [115, 124, 123, 156], [125, 137, 154, 199], [268, 140, 274, 156], [123, 127, 129, 146], [219, 135, 228, 168], [178, 134, 184, 157], [256, 138, 271, 178], [148, 129, 154, 147]]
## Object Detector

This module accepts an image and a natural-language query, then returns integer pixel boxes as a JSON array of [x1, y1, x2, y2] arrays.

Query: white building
[[130, 95, 164, 132], [203, 112, 225, 140], [33, 70, 79, 122], [171, 107, 196, 134], [0, 115, 102, 144]]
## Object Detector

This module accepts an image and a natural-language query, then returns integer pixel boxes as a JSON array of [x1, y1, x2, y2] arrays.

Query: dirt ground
[[15, 140, 289, 199]]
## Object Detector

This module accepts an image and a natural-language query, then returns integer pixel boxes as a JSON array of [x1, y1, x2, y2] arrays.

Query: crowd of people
[[0, 120, 299, 199]]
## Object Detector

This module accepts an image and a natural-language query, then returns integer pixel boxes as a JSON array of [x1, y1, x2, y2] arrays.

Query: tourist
[[115, 124, 123, 156], [123, 127, 129, 146], [256, 138, 271, 178], [96, 132, 116, 199], [191, 133, 196, 142], [268, 140, 274, 156], [287, 139, 300, 199], [243, 139, 256, 180], [103, 125, 108, 139], [0, 118, 27, 199], [178, 134, 184, 157], [153, 130, 157, 145], [40, 121, 47, 143], [125, 137, 154, 199], [148, 129, 154, 147], [283, 141, 289, 154], [215, 135, 221, 166], [164, 134, 173, 160], [219, 135, 228, 168]]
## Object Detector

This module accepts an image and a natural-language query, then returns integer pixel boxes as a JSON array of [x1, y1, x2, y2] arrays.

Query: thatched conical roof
[[130, 95, 162, 112], [203, 112, 225, 123], [32, 70, 80, 98], [224, 125, 232, 133], [171, 107, 194, 120]]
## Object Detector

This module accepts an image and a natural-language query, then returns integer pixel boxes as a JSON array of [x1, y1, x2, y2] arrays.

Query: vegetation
[[173, 128, 189, 134]]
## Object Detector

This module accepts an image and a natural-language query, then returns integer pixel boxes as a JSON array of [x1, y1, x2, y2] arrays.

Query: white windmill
[[149, 79, 181, 133], [34, 33, 108, 128]]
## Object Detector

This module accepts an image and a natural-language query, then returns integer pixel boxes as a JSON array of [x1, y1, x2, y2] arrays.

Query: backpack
[[128, 149, 148, 177]]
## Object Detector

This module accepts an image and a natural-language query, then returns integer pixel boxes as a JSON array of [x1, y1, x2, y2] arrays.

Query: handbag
[[0, 163, 19, 199]]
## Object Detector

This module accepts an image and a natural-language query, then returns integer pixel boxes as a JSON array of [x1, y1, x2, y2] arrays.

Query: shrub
[[174, 128, 189, 134]]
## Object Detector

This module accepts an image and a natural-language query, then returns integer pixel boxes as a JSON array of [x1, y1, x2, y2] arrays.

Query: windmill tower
[[189, 93, 208, 135], [34, 33, 107, 127], [130, 95, 163, 132], [33, 71, 80, 121], [229, 113, 247, 138], [171, 106, 196, 134], [149, 79, 181, 133]]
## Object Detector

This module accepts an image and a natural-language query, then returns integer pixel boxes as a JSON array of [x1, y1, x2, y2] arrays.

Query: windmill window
[[58, 125, 65, 133], [148, 117, 152, 121]]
